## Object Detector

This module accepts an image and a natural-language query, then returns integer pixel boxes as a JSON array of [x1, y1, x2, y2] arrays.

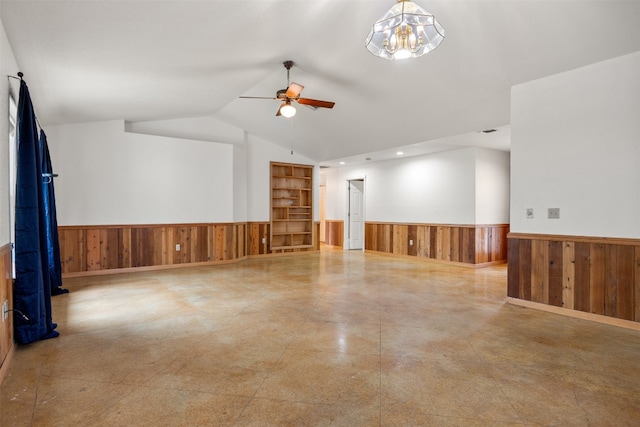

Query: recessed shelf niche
[[270, 161, 313, 250]]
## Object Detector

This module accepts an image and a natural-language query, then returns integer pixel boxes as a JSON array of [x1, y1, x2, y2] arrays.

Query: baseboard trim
[[507, 232, 640, 246], [506, 297, 640, 331]]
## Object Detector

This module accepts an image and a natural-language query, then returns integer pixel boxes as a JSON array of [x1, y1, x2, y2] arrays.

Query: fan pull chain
[[289, 115, 294, 155]]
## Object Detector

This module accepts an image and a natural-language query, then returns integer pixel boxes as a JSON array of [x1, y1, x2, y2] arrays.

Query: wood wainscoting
[[0, 244, 14, 385], [365, 222, 509, 267], [59, 222, 320, 275], [508, 233, 640, 323], [324, 220, 344, 247]]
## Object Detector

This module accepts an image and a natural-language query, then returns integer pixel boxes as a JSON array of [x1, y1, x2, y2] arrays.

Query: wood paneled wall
[[365, 222, 508, 266], [0, 244, 13, 385], [324, 220, 344, 247], [59, 222, 320, 275], [508, 233, 640, 322]]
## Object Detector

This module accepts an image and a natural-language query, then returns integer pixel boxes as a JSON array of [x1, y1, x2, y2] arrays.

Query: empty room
[[1, 1, 639, 425]]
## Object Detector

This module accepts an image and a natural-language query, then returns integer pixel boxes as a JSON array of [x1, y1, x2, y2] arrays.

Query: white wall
[[46, 119, 318, 226], [47, 120, 234, 225], [323, 147, 509, 225], [232, 136, 248, 222], [126, 116, 244, 145], [510, 51, 640, 238], [476, 148, 510, 224], [366, 148, 476, 223], [323, 164, 366, 221], [0, 19, 19, 245]]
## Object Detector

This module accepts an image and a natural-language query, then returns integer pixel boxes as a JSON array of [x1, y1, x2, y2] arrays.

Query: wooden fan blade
[[286, 83, 304, 98], [276, 106, 282, 116], [297, 98, 335, 109], [239, 96, 277, 100]]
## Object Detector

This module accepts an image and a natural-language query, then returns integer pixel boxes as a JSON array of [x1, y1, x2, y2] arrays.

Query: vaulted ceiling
[[2, 1, 639, 165]]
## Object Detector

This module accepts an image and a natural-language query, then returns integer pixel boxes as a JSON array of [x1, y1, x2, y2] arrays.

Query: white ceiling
[[1, 0, 639, 166]]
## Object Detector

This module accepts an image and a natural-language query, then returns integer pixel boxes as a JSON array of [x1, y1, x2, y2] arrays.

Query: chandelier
[[365, 0, 445, 60]]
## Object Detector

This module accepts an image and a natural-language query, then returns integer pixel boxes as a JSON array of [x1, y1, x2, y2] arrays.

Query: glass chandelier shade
[[365, 0, 445, 60], [279, 101, 296, 118]]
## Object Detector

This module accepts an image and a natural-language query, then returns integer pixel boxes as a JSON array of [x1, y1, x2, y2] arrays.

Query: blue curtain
[[14, 80, 59, 344], [40, 130, 67, 296]]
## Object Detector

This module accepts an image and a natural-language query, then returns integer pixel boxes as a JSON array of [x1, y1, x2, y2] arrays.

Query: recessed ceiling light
[[339, 161, 345, 165], [396, 151, 404, 155]]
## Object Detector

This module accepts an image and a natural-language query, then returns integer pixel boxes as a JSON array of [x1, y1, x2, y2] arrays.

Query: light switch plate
[[548, 208, 560, 219]]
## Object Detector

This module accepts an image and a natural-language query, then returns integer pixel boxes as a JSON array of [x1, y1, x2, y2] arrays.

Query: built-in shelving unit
[[270, 162, 313, 250]]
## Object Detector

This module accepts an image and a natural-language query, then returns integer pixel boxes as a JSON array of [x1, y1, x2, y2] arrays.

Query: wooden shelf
[[273, 232, 312, 236], [273, 175, 311, 180], [273, 187, 312, 190], [271, 244, 314, 250], [270, 162, 314, 251]]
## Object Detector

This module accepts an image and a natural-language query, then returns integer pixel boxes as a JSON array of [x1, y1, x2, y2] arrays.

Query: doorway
[[346, 179, 365, 250], [319, 185, 326, 243]]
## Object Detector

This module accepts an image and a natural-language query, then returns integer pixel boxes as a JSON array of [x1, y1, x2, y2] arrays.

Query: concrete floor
[[1, 248, 639, 426]]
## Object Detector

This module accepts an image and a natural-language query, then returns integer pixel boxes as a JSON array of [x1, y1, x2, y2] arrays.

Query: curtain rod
[[7, 72, 45, 138]]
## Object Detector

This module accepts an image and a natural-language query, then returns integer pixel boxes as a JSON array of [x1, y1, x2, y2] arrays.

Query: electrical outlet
[[262, 237, 266, 244], [2, 300, 8, 322], [175, 244, 181, 251], [548, 208, 560, 219], [409, 239, 414, 246], [526, 208, 534, 219]]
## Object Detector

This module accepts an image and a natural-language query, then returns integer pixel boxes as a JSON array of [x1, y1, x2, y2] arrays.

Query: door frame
[[344, 177, 366, 251], [319, 184, 326, 243]]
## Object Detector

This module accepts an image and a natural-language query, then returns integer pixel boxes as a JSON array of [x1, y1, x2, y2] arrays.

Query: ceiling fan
[[239, 60, 335, 118]]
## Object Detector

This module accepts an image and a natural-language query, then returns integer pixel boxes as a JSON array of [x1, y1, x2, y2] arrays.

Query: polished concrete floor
[[2, 248, 639, 426]]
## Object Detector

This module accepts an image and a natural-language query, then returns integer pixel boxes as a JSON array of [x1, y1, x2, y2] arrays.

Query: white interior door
[[348, 179, 364, 250]]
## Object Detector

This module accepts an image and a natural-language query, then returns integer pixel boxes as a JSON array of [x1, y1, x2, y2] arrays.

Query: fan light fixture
[[239, 61, 334, 118], [279, 101, 296, 118], [365, 0, 444, 60]]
